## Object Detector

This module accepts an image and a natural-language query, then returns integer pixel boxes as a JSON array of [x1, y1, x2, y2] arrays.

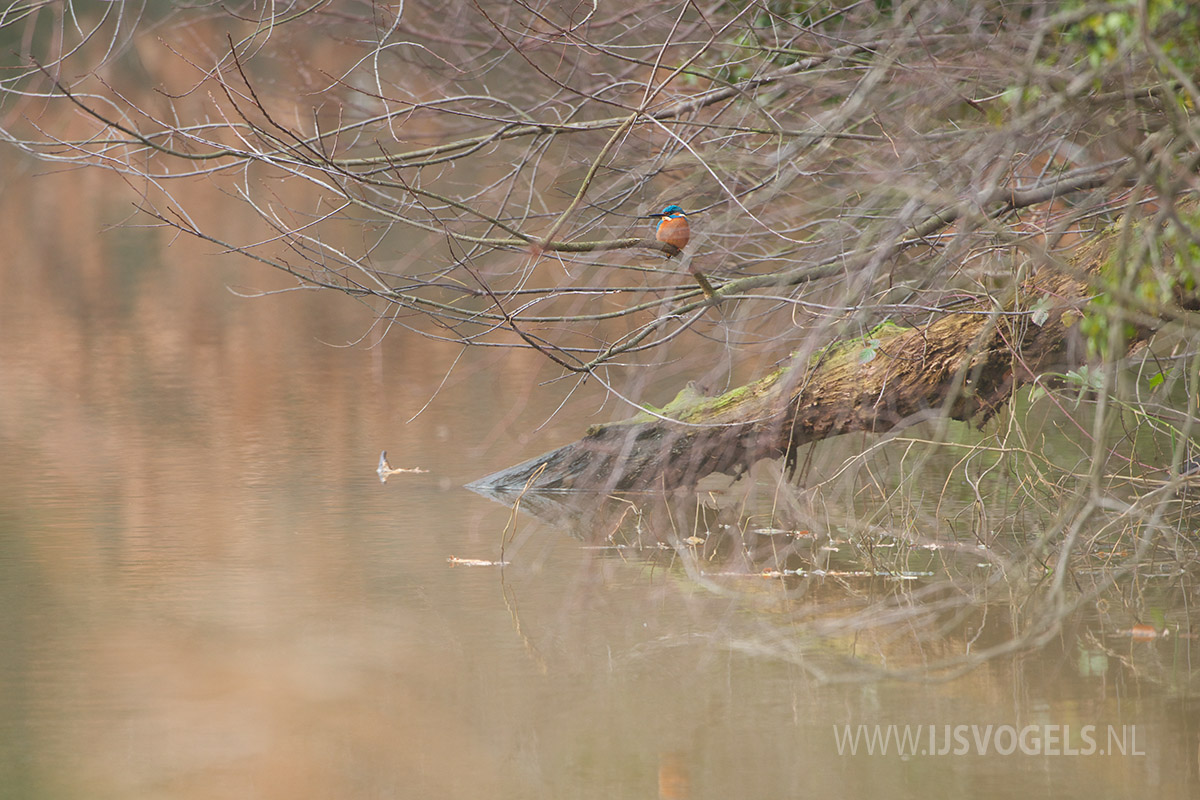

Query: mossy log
[[469, 207, 1197, 495]]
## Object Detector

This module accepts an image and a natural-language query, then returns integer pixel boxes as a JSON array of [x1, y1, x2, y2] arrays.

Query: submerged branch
[[471, 200, 1200, 494]]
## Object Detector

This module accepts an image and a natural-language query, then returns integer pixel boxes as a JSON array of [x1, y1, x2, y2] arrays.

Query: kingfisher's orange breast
[[656, 215, 690, 249]]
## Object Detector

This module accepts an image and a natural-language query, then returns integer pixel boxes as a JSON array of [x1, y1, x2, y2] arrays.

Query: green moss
[[632, 376, 776, 424], [806, 321, 908, 368], [585, 322, 920, 436]]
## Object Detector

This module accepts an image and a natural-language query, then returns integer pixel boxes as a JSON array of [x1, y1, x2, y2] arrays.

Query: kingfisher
[[646, 204, 715, 298], [652, 204, 691, 250]]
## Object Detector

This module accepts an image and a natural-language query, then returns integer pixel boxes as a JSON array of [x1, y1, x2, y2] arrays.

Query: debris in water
[[447, 556, 509, 567], [751, 528, 814, 538], [377, 450, 429, 483], [1122, 624, 1167, 640], [733, 568, 934, 580]]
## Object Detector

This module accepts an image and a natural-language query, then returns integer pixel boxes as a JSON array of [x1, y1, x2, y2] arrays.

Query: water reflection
[[2, 161, 1200, 798]]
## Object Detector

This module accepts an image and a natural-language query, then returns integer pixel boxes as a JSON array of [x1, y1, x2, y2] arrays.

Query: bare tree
[[5, 0, 1200, 674]]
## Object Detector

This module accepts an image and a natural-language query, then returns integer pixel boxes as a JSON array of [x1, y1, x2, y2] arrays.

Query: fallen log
[[469, 202, 1198, 496]]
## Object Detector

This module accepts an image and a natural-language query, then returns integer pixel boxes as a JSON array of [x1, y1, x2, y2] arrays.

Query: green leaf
[[857, 338, 880, 364], [1030, 297, 1052, 327]]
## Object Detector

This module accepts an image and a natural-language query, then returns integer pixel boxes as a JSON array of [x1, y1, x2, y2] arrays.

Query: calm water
[[2, 162, 1200, 799]]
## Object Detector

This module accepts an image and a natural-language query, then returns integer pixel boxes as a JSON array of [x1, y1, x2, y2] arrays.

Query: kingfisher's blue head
[[659, 204, 686, 218]]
